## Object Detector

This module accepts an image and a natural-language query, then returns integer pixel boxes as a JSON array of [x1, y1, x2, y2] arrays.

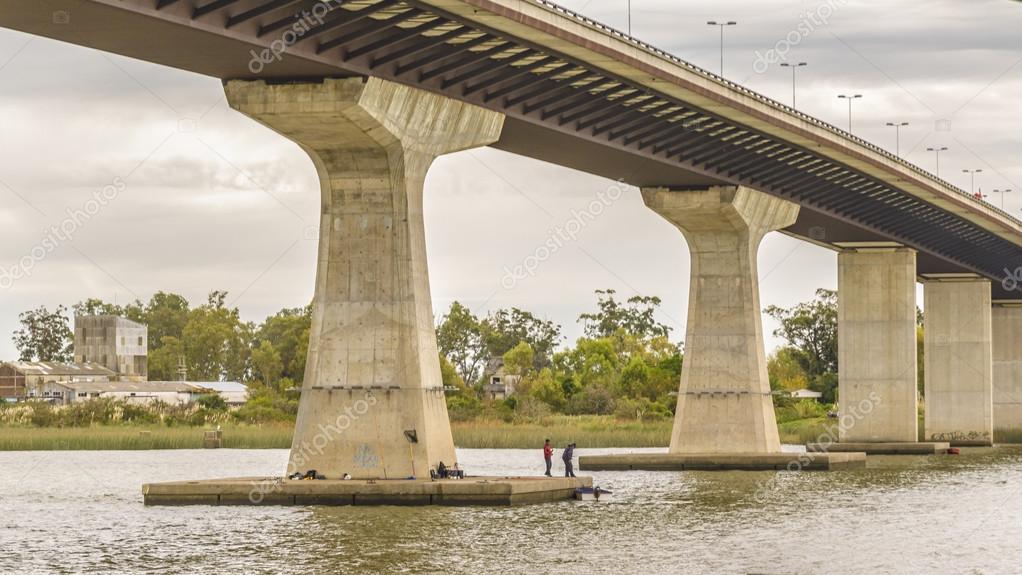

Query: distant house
[[790, 388, 823, 400], [39, 380, 207, 406], [175, 381, 249, 406], [1, 361, 117, 402], [481, 357, 521, 401]]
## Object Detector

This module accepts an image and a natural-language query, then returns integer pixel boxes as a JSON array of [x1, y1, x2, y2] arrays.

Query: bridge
[[2, 0, 1021, 476]]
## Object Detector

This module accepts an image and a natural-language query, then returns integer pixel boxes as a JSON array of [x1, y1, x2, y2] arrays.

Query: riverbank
[[2, 417, 1016, 450], [0, 415, 818, 450]]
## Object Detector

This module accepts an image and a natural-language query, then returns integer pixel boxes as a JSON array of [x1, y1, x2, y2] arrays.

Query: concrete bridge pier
[[225, 77, 503, 479], [642, 185, 798, 454], [836, 248, 920, 443], [922, 278, 993, 446], [993, 303, 1022, 438]]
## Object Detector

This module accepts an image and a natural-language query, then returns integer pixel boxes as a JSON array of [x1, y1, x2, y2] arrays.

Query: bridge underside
[[1, 0, 1019, 298]]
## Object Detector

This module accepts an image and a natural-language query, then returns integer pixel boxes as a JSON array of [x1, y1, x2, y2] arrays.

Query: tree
[[482, 307, 561, 368], [148, 336, 185, 381], [181, 291, 251, 381], [502, 341, 536, 395], [436, 302, 488, 385], [13, 305, 73, 362], [143, 292, 190, 353], [765, 289, 838, 378], [767, 347, 810, 391], [72, 298, 125, 317], [250, 340, 283, 389], [578, 289, 672, 340], [254, 305, 311, 384]]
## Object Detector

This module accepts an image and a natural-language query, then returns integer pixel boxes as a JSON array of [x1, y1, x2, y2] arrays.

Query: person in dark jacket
[[562, 442, 576, 477], [543, 439, 553, 477]]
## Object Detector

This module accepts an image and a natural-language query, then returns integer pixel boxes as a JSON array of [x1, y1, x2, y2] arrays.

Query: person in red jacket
[[543, 439, 553, 477]]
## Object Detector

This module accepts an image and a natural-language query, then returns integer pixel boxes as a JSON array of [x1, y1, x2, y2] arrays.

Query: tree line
[[11, 287, 919, 422]]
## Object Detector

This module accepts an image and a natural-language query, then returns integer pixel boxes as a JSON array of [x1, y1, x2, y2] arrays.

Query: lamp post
[[993, 188, 1012, 210], [707, 20, 736, 76], [837, 94, 862, 132], [926, 146, 948, 178], [885, 122, 909, 157], [627, 0, 631, 35], [780, 62, 807, 108], [962, 169, 983, 196]]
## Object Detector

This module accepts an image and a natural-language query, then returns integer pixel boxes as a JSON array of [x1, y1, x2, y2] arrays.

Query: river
[[1, 446, 1020, 574]]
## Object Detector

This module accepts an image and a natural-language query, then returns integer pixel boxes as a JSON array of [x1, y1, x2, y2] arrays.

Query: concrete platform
[[143, 476, 591, 507], [578, 452, 866, 471], [806, 442, 951, 455]]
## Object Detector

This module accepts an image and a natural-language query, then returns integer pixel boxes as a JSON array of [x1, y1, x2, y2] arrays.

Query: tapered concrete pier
[[837, 247, 919, 443], [922, 278, 993, 446], [225, 77, 504, 480], [993, 303, 1022, 437], [643, 185, 798, 454]]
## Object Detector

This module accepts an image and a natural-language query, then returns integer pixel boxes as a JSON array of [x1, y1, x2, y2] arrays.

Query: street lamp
[[993, 188, 1012, 210], [706, 20, 737, 76], [780, 62, 807, 108], [926, 146, 948, 178], [962, 169, 983, 196], [837, 94, 862, 132], [885, 122, 909, 157]]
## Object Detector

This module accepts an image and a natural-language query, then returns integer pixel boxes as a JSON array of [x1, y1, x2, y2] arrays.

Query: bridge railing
[[528, 0, 1020, 227]]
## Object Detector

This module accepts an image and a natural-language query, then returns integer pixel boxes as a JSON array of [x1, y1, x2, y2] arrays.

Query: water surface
[[2, 446, 1020, 574]]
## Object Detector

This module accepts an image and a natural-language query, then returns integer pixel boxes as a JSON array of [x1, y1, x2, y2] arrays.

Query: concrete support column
[[923, 279, 993, 445], [226, 78, 503, 479], [838, 248, 918, 442], [642, 185, 798, 453], [993, 304, 1022, 436]]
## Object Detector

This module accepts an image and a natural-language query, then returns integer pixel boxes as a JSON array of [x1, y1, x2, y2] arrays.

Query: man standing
[[562, 442, 576, 478], [543, 439, 553, 477]]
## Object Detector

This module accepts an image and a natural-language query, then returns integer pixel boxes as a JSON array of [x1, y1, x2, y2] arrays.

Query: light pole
[[627, 0, 631, 35], [962, 169, 983, 196], [707, 21, 736, 76], [780, 62, 807, 108], [885, 122, 909, 157], [993, 188, 1012, 210], [837, 94, 862, 132], [926, 146, 948, 178]]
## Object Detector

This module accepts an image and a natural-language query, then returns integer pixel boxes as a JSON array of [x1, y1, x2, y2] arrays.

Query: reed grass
[[451, 415, 671, 448], [0, 425, 294, 450]]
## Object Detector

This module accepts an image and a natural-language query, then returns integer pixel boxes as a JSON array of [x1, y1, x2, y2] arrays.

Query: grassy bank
[[451, 416, 672, 448], [0, 425, 293, 450], [4, 417, 1016, 451]]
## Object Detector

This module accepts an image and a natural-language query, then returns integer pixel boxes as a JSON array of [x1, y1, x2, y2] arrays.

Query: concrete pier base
[[806, 442, 950, 455], [579, 452, 865, 471], [143, 476, 590, 507]]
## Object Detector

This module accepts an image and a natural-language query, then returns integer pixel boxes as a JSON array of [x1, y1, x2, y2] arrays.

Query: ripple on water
[[1, 446, 1022, 574]]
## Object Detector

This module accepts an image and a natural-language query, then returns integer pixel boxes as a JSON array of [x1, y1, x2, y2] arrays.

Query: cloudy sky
[[0, 0, 1020, 360]]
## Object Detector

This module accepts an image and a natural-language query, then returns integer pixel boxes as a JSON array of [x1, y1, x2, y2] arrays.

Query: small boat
[[946, 447, 961, 455], [574, 486, 613, 501]]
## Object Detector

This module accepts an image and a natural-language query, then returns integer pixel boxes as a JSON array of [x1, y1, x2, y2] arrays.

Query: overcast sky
[[0, 0, 1019, 360]]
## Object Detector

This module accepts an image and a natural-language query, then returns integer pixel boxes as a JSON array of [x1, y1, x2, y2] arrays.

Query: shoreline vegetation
[[0, 416, 880, 451], [3, 417, 1020, 451]]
